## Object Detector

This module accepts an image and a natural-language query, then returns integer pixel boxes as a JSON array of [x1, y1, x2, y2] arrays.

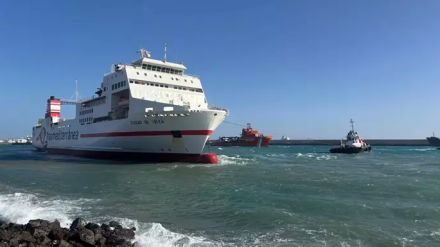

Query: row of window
[[135, 71, 194, 83], [79, 117, 93, 123], [82, 98, 106, 109], [79, 108, 93, 116], [112, 80, 127, 90], [141, 64, 183, 75], [129, 80, 204, 93]]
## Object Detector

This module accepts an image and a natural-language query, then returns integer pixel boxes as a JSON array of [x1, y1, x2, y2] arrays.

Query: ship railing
[[208, 105, 228, 113]]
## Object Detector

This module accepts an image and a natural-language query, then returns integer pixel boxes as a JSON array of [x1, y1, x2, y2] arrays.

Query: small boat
[[329, 119, 371, 154]]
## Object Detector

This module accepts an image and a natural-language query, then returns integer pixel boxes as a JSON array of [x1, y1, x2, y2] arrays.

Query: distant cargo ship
[[209, 123, 272, 147], [426, 132, 440, 147]]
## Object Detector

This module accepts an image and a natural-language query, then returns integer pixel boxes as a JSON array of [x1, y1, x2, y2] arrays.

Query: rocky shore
[[0, 218, 138, 247]]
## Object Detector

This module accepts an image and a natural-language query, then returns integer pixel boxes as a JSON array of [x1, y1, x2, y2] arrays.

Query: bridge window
[[142, 64, 183, 76]]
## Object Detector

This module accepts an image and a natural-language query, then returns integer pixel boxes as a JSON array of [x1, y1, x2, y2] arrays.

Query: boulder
[[108, 221, 119, 228], [84, 223, 101, 235], [78, 228, 95, 246], [0, 228, 12, 241], [0, 218, 138, 247], [69, 219, 86, 231]]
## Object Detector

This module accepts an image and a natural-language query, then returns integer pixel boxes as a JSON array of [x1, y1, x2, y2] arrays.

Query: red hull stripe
[[80, 130, 213, 138]]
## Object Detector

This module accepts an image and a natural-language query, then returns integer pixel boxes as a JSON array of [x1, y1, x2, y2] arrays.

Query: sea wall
[[269, 139, 429, 146], [0, 218, 138, 247], [207, 139, 430, 146]]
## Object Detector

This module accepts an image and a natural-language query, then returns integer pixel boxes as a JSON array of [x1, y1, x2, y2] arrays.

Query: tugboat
[[209, 123, 273, 147], [329, 119, 371, 154]]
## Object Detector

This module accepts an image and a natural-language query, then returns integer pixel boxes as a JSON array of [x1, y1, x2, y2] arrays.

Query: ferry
[[209, 123, 272, 147], [32, 46, 228, 164]]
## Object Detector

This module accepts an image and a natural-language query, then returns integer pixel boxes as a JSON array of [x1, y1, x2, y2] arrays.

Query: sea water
[[0, 145, 439, 247]]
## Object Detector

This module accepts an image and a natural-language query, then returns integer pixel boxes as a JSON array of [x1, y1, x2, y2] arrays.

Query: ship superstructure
[[32, 46, 228, 163]]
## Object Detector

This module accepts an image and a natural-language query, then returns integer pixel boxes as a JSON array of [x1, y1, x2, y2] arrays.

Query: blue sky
[[1, 0, 440, 139]]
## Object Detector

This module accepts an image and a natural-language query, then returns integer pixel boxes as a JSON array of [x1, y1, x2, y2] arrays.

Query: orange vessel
[[209, 123, 272, 147]]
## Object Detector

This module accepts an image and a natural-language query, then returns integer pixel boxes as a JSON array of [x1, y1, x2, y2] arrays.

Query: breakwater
[[207, 139, 430, 146], [269, 139, 429, 146], [0, 218, 137, 247]]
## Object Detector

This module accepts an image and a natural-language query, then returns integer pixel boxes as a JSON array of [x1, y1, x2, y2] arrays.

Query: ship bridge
[[130, 48, 187, 76]]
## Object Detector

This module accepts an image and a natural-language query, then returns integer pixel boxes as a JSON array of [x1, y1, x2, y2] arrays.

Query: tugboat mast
[[350, 119, 355, 132]]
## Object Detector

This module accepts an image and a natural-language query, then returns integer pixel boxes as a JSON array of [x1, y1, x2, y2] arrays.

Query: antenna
[[137, 47, 151, 59], [69, 79, 81, 102], [75, 79, 79, 101], [164, 43, 167, 62]]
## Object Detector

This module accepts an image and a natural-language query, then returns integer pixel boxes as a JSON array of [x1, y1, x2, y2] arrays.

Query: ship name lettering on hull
[[47, 130, 79, 141], [131, 119, 165, 125]]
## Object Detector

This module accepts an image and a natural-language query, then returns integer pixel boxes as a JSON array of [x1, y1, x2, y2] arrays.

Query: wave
[[0, 191, 219, 247], [409, 148, 436, 152]]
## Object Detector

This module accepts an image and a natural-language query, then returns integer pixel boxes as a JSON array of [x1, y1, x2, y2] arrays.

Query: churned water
[[0, 145, 440, 246]]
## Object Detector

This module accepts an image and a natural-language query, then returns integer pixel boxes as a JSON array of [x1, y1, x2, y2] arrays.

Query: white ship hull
[[32, 110, 227, 163]]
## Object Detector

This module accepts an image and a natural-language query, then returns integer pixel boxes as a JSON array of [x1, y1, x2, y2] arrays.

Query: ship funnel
[[45, 96, 61, 123]]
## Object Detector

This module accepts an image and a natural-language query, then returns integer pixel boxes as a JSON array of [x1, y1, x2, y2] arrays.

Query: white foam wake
[[0, 191, 219, 247]]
